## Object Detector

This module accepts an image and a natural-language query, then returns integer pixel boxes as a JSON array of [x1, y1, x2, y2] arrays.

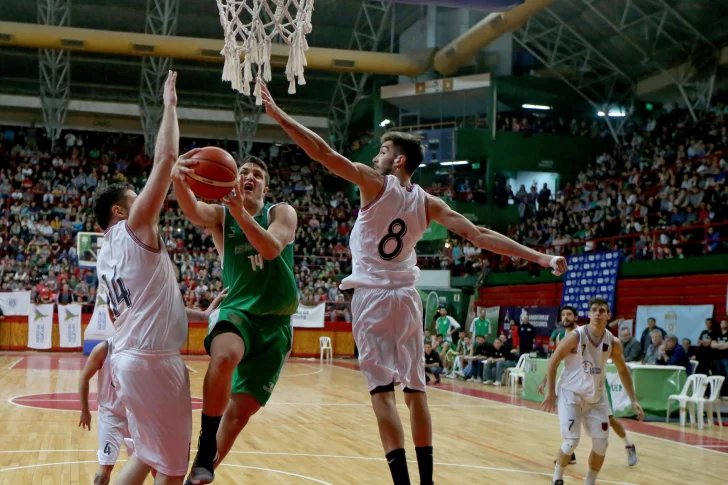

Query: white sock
[[584, 468, 599, 485], [553, 464, 564, 481], [623, 435, 633, 447]]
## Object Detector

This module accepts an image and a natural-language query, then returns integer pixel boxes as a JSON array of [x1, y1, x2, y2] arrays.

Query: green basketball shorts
[[204, 308, 292, 406]]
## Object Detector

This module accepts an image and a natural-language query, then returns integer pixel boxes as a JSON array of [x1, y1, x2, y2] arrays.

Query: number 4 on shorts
[[104, 442, 112, 455]]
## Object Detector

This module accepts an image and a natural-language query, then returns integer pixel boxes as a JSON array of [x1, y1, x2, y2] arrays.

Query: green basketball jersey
[[219, 202, 298, 317], [471, 318, 490, 337], [436, 317, 451, 336]]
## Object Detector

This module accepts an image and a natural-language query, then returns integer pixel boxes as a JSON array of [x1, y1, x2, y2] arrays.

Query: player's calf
[[94, 465, 112, 485]]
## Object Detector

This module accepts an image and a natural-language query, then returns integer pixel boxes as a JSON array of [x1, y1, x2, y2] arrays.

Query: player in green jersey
[[173, 156, 298, 484], [434, 307, 460, 343], [470, 308, 491, 340]]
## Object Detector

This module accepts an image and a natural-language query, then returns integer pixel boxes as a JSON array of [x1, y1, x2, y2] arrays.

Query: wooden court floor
[[0, 353, 726, 484]]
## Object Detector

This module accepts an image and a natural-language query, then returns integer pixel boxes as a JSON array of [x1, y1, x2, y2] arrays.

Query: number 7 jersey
[[341, 175, 428, 290], [96, 221, 187, 352]]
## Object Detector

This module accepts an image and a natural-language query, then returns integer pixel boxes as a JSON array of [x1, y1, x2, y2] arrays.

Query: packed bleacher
[[0, 126, 353, 321], [2, 105, 727, 310], [426, 106, 728, 277]]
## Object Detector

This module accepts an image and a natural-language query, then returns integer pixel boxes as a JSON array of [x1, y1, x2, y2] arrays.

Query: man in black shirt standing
[[697, 318, 716, 375], [423, 343, 443, 384], [710, 319, 728, 396], [518, 314, 536, 355]]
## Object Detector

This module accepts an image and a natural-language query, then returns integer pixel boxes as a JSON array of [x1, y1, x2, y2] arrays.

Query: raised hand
[[546, 256, 568, 276], [259, 82, 281, 120], [163, 70, 178, 107]]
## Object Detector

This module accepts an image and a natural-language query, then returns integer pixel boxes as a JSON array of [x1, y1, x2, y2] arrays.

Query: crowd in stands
[[495, 112, 613, 138], [431, 106, 728, 277], [0, 126, 354, 320], [2, 103, 728, 310]]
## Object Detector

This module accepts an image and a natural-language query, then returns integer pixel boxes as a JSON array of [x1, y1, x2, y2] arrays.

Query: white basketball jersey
[[557, 325, 614, 404], [341, 175, 428, 290], [96, 221, 187, 352], [96, 338, 123, 414]]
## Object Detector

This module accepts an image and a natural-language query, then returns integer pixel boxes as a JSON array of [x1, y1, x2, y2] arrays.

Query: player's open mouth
[[243, 183, 254, 192]]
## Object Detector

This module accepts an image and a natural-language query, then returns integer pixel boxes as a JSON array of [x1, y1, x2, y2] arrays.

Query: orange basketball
[[186, 147, 238, 200]]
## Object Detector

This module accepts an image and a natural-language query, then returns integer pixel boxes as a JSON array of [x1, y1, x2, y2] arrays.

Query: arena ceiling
[[0, 0, 727, 121]]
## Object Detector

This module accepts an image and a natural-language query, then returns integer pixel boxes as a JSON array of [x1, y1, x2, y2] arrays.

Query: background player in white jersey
[[540, 306, 639, 467], [92, 71, 212, 485], [261, 83, 568, 485], [543, 297, 644, 485], [79, 338, 131, 485]]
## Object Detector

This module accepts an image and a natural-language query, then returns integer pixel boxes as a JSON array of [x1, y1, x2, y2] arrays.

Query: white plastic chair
[[689, 360, 699, 374], [319, 336, 333, 363], [666, 374, 708, 427], [698, 375, 725, 429], [508, 354, 529, 392]]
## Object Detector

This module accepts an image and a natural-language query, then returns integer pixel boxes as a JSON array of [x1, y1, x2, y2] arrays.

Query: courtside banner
[[84, 292, 115, 341], [0, 291, 31, 316], [635, 305, 713, 343], [58, 303, 83, 348], [291, 303, 326, 328], [28, 304, 54, 350], [562, 251, 620, 318]]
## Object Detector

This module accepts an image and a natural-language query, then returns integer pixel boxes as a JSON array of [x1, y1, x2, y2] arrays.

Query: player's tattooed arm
[[426, 194, 568, 275]]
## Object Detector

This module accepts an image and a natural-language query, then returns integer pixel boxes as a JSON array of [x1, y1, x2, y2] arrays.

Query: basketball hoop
[[216, 0, 314, 105]]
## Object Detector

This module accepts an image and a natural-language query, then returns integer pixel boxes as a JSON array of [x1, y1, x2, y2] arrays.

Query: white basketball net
[[216, 0, 314, 104]]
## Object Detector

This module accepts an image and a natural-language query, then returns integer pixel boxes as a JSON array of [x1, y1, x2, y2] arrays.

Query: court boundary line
[[7, 358, 23, 370], [0, 451, 641, 485], [319, 360, 728, 456], [0, 459, 333, 484], [6, 394, 204, 413]]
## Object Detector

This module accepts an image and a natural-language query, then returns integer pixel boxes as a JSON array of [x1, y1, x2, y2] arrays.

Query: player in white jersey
[[543, 297, 644, 485], [92, 71, 220, 485], [79, 338, 132, 485], [261, 83, 568, 485]]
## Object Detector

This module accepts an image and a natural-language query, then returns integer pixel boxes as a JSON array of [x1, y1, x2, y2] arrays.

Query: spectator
[[682, 338, 697, 361], [657, 334, 692, 375], [696, 318, 716, 375], [710, 320, 728, 393], [482, 338, 511, 386], [518, 314, 536, 355], [464, 335, 489, 382], [643, 329, 664, 364], [640, 317, 667, 355], [619, 327, 642, 362], [423, 343, 443, 385]]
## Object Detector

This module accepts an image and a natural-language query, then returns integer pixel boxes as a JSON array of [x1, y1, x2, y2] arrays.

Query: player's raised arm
[[259, 83, 383, 198], [542, 331, 579, 412], [610, 339, 645, 421], [78, 341, 107, 431], [427, 194, 568, 275], [172, 161, 224, 229], [127, 71, 187, 242]]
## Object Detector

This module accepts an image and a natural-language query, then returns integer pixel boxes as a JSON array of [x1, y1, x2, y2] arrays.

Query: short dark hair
[[239, 156, 269, 186], [92, 183, 133, 231], [561, 305, 578, 317], [381, 131, 424, 175], [588, 297, 610, 311]]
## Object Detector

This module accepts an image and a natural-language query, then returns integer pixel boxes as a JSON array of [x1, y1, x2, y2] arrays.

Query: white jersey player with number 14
[[543, 297, 644, 485], [92, 70, 226, 485], [260, 82, 568, 485]]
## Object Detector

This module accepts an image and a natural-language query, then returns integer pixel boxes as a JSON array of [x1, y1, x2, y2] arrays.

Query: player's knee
[[210, 347, 242, 371], [560, 438, 579, 456], [592, 438, 609, 456]]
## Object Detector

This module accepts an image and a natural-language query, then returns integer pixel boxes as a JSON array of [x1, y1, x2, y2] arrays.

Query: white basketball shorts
[[352, 287, 427, 393], [97, 405, 132, 465], [111, 349, 192, 477], [557, 388, 611, 440]]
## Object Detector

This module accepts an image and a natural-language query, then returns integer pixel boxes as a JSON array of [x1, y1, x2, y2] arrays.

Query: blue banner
[[561, 251, 620, 318], [499, 306, 560, 338]]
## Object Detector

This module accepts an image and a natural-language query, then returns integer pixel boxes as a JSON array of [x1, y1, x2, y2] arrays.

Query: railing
[[417, 220, 728, 275]]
